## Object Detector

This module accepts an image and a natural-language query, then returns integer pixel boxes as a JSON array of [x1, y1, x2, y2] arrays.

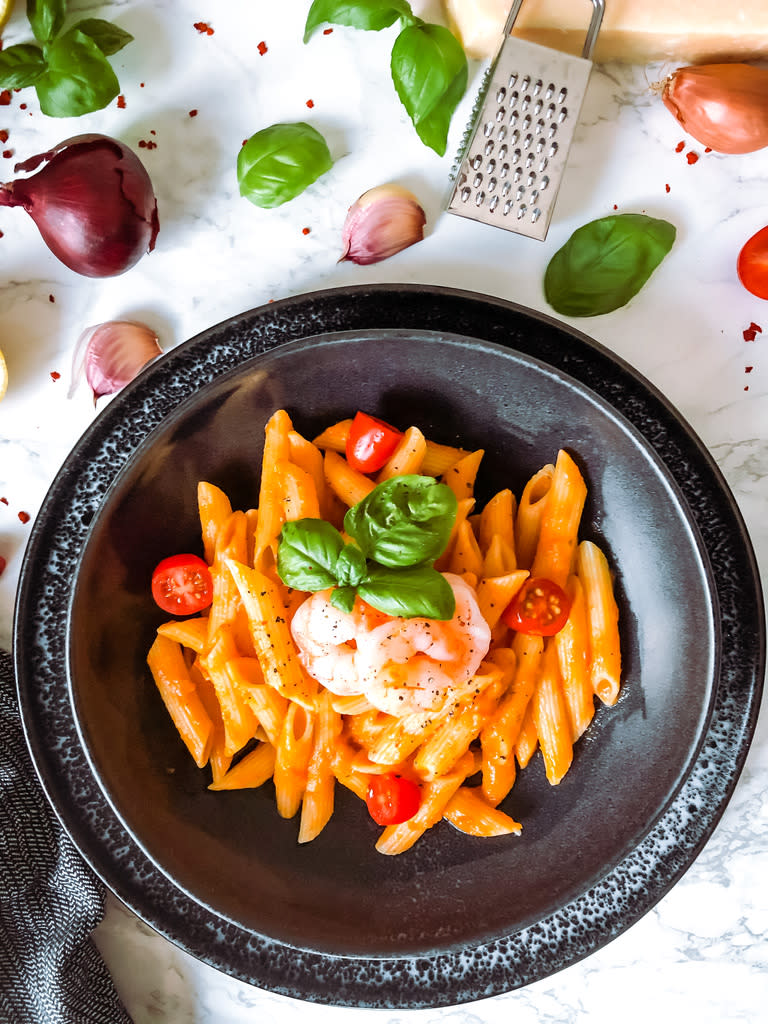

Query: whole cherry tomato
[[151, 553, 213, 615], [365, 773, 421, 825], [346, 411, 403, 474], [502, 577, 572, 636], [738, 225, 768, 300]]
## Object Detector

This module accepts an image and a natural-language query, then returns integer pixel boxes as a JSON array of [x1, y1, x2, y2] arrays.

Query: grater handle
[[502, 0, 605, 60]]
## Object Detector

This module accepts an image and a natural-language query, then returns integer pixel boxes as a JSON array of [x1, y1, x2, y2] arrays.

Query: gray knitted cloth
[[0, 649, 132, 1023]]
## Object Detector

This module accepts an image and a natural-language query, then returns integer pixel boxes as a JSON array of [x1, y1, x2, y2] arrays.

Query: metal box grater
[[447, 0, 605, 241]]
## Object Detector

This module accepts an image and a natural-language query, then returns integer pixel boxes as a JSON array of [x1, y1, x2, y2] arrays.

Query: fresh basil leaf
[[335, 544, 367, 588], [330, 585, 357, 613], [237, 122, 334, 209], [27, 0, 66, 45], [73, 18, 134, 57], [0, 45, 48, 89], [358, 566, 456, 619], [277, 518, 345, 591], [390, 22, 468, 156], [304, 0, 416, 42], [544, 213, 677, 317], [36, 29, 120, 117], [345, 475, 457, 568]]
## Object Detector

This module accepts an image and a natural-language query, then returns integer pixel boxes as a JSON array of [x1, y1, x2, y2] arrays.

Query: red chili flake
[[117, 94, 126, 109], [675, 140, 685, 153], [0, 230, 3, 238], [48, 294, 55, 303], [194, 21, 214, 35], [242, 139, 248, 147], [323, 27, 333, 34], [150, 129, 156, 135], [705, 147, 712, 153], [302, 227, 310, 235], [2, 150, 12, 159], [0, 130, 7, 143], [18, 511, 30, 524], [50, 370, 61, 381], [665, 183, 671, 193], [138, 139, 157, 150], [19, 103, 26, 110], [0, 90, 11, 106], [189, 109, 198, 117], [306, 99, 315, 108], [744, 385, 750, 391], [257, 40, 268, 55], [686, 151, 699, 165], [743, 322, 763, 342], [745, 366, 754, 373], [0, 556, 6, 578], [612, 204, 618, 211], [0, 497, 8, 505], [140, 82, 145, 88]]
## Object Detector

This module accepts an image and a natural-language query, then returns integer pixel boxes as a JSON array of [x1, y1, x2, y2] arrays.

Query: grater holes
[[517, 203, 528, 219], [485, 139, 494, 155], [524, 133, 533, 149], [533, 99, 543, 115], [540, 174, 550, 189], [525, 152, 534, 169], [498, 144, 508, 160], [489, 195, 499, 212], [473, 173, 483, 188], [487, 159, 496, 174], [521, 75, 530, 90], [488, 177, 498, 192], [500, 162, 510, 178], [475, 191, 485, 206], [545, 82, 555, 98], [472, 154, 482, 169], [503, 199, 513, 215], [535, 119, 545, 136], [496, 87, 506, 103], [513, 166, 523, 183], [509, 72, 518, 88], [513, 147, 521, 162], [531, 208, 542, 223], [548, 123, 558, 140], [546, 103, 556, 119], [483, 121, 494, 138], [502, 182, 512, 197], [515, 185, 525, 201], [460, 186, 471, 202], [521, 95, 531, 112], [510, 129, 520, 145], [498, 126, 508, 141], [522, 114, 532, 130], [533, 78, 543, 96], [509, 110, 519, 127], [496, 107, 506, 122], [558, 107, 568, 123], [538, 157, 548, 172], [527, 171, 536, 186], [558, 87, 567, 103], [549, 141, 559, 157], [536, 138, 545, 154]]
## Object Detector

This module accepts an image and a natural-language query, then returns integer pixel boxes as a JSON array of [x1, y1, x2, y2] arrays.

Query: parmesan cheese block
[[442, 0, 768, 64]]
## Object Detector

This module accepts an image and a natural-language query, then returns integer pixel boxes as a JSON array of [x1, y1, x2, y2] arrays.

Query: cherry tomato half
[[346, 411, 403, 474], [738, 225, 768, 300], [151, 553, 213, 616], [501, 577, 572, 636], [365, 773, 421, 825]]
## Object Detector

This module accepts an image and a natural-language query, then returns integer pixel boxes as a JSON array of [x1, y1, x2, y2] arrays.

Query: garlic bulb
[[662, 63, 768, 154], [340, 184, 426, 265], [69, 320, 162, 402]]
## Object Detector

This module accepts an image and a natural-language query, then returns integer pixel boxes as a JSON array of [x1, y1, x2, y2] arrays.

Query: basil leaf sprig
[[304, 0, 468, 157], [277, 475, 458, 619], [237, 122, 334, 208], [0, 1, 133, 117], [544, 213, 677, 317]]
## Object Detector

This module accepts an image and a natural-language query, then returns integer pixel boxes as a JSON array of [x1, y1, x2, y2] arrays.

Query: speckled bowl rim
[[14, 284, 765, 1007]]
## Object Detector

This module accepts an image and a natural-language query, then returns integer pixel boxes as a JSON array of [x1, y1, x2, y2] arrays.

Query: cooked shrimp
[[290, 574, 491, 716]]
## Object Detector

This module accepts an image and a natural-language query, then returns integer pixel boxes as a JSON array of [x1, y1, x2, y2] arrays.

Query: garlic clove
[[69, 320, 162, 402], [340, 184, 426, 265]]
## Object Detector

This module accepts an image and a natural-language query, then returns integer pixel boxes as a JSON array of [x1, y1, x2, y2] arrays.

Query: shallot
[[662, 63, 768, 154], [0, 134, 159, 276]]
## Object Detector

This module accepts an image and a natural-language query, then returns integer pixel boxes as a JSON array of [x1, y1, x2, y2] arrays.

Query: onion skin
[[662, 63, 768, 155], [0, 134, 160, 277]]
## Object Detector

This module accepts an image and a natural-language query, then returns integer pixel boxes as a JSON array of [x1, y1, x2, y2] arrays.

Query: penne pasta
[[298, 691, 341, 843], [273, 703, 315, 818], [323, 449, 376, 508], [442, 449, 484, 502], [208, 741, 276, 791], [443, 786, 522, 837], [515, 463, 555, 570], [577, 540, 622, 706], [198, 481, 232, 565], [532, 639, 573, 786], [147, 635, 214, 769], [531, 449, 587, 589], [555, 575, 596, 739], [377, 425, 427, 480]]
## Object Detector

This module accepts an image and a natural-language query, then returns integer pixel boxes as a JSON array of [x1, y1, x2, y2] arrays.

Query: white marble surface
[[1, 2, 767, 1022]]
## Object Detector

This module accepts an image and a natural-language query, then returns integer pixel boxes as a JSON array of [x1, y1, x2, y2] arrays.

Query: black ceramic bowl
[[15, 285, 764, 1007]]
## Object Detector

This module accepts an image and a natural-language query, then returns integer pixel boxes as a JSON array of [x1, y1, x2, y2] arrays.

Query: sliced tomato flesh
[[151, 553, 213, 616], [346, 411, 403, 474], [365, 772, 421, 825], [502, 577, 572, 636]]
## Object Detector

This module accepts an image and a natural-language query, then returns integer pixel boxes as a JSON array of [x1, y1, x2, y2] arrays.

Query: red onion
[[0, 134, 160, 277]]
